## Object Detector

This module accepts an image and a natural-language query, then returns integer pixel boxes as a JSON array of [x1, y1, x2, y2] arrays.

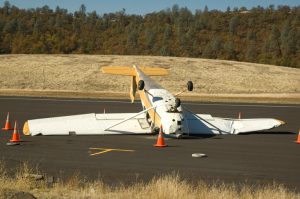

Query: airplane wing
[[183, 112, 284, 135], [23, 113, 151, 136], [24, 111, 284, 136]]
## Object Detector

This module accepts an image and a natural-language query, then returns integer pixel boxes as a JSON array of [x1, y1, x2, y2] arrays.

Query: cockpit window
[[152, 97, 163, 102]]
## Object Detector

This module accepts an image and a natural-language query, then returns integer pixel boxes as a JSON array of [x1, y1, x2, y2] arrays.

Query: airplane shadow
[[181, 134, 217, 139], [241, 131, 296, 135], [180, 131, 295, 139]]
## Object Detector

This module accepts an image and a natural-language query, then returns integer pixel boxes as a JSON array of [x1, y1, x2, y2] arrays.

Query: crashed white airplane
[[23, 65, 285, 138]]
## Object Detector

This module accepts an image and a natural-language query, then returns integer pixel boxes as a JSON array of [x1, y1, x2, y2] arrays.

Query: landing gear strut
[[146, 112, 159, 134]]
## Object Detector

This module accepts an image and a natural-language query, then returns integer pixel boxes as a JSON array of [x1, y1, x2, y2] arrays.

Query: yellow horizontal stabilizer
[[139, 66, 169, 76], [101, 66, 168, 76]]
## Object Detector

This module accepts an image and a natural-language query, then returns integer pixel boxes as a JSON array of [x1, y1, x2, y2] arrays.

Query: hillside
[[0, 54, 299, 103]]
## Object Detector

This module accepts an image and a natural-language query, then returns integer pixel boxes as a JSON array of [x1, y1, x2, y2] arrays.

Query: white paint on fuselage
[[145, 88, 184, 135], [134, 66, 184, 135]]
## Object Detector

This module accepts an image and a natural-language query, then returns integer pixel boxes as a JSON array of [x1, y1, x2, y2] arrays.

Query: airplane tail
[[101, 65, 168, 103]]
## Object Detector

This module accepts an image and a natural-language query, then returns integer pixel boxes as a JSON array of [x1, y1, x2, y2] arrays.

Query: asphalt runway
[[0, 96, 299, 190]]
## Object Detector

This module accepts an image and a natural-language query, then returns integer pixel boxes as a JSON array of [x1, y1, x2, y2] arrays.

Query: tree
[[3, 19, 17, 33], [172, 4, 179, 14], [211, 37, 222, 57], [126, 30, 138, 54], [247, 30, 256, 41], [79, 4, 86, 16], [202, 42, 213, 58], [226, 6, 231, 13], [282, 29, 297, 56], [280, 22, 297, 58], [33, 18, 42, 34], [246, 44, 256, 62], [229, 16, 239, 35], [160, 46, 171, 56], [144, 28, 156, 50], [269, 25, 282, 57], [224, 41, 237, 60], [3, 1, 11, 15], [163, 25, 172, 40], [17, 19, 26, 34], [204, 5, 209, 13], [202, 37, 222, 59], [239, 7, 247, 12]]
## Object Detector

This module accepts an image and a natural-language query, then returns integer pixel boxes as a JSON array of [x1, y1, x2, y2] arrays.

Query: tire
[[138, 80, 145, 90], [187, 81, 193, 91]]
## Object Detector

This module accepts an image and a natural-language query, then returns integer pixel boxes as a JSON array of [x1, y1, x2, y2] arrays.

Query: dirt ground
[[0, 54, 299, 103]]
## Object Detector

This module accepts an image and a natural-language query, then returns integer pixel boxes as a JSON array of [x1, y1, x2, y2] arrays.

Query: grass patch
[[0, 161, 298, 199]]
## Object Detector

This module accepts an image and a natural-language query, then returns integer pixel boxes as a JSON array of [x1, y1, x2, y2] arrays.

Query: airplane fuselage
[[134, 66, 184, 135]]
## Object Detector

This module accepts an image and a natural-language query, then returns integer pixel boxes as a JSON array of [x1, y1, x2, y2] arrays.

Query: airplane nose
[[168, 123, 182, 134]]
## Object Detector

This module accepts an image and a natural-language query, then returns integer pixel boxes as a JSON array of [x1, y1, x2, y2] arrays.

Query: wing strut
[[104, 106, 157, 131], [183, 107, 230, 134]]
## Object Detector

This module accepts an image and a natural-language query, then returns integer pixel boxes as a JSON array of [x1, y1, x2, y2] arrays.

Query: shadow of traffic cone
[[2, 112, 13, 130], [154, 125, 167, 147], [296, 130, 300, 144], [10, 121, 22, 142]]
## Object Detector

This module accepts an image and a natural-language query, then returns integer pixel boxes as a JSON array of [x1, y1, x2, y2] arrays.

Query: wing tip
[[276, 119, 286, 126], [23, 121, 31, 136]]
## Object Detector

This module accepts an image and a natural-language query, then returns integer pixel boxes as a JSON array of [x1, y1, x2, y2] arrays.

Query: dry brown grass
[[0, 54, 299, 103], [0, 161, 299, 199]]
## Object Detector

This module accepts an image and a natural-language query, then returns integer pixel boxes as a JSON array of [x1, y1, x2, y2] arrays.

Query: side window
[[152, 97, 163, 102]]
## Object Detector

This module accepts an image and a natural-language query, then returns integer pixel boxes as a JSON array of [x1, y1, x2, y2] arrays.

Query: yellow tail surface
[[101, 66, 168, 76]]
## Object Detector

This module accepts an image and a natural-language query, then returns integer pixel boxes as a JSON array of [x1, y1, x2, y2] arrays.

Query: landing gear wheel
[[151, 126, 160, 134], [187, 81, 193, 91], [150, 122, 159, 134], [138, 80, 145, 90]]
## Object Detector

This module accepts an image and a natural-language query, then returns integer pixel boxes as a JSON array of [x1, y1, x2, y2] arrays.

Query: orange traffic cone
[[10, 121, 22, 142], [296, 130, 300, 144], [2, 112, 13, 130], [154, 125, 167, 147]]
